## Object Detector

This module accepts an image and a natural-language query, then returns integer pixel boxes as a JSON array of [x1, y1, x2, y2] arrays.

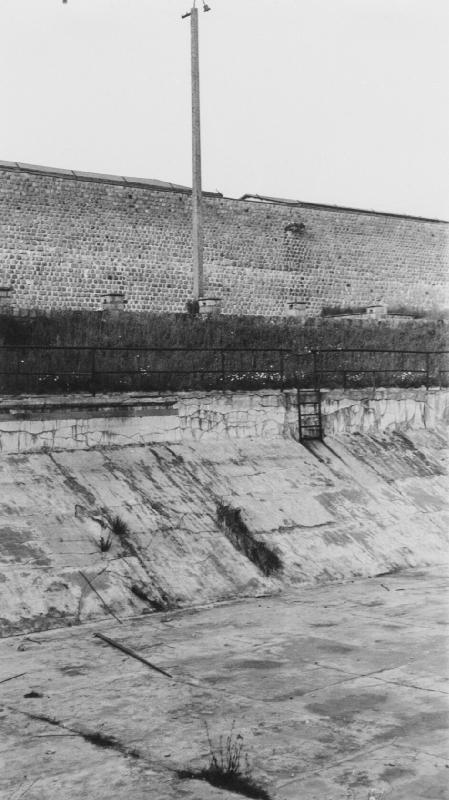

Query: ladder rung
[[298, 387, 322, 441]]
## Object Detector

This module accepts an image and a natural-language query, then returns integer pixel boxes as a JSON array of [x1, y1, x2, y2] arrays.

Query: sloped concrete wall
[[0, 387, 447, 635]]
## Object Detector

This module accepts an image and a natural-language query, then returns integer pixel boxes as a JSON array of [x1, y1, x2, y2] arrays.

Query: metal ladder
[[297, 387, 323, 441]]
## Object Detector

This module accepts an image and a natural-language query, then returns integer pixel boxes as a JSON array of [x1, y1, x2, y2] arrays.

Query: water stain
[[373, 709, 449, 742], [49, 458, 98, 506], [0, 527, 50, 565], [59, 666, 87, 676], [336, 769, 370, 788], [310, 622, 338, 628], [316, 641, 354, 653], [226, 659, 284, 670], [380, 765, 415, 782], [306, 691, 388, 723]]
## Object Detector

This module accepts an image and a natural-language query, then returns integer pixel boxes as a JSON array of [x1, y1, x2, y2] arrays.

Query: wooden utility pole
[[190, 5, 203, 299], [184, 2, 209, 300]]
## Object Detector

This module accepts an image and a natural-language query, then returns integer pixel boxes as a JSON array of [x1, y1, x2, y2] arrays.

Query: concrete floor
[[1, 567, 448, 800]]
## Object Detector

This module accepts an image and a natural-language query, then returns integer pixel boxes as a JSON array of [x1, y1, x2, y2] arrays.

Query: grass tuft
[[178, 722, 272, 800], [98, 533, 112, 552], [217, 502, 282, 577], [81, 731, 119, 749], [110, 515, 131, 541], [130, 584, 169, 612], [109, 514, 140, 558]]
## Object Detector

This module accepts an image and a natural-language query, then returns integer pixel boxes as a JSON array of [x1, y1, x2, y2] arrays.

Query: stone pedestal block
[[102, 293, 127, 312], [287, 301, 308, 320], [366, 304, 387, 319], [198, 297, 221, 316], [0, 286, 13, 310]]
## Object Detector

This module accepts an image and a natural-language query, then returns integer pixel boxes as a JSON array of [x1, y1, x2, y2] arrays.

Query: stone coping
[[0, 393, 178, 414], [0, 386, 445, 410], [2, 160, 447, 222], [0, 159, 222, 197]]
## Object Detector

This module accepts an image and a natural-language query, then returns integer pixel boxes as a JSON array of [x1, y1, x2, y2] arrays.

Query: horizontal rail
[[1, 345, 447, 354], [0, 345, 447, 396], [313, 348, 448, 355], [0, 345, 295, 353]]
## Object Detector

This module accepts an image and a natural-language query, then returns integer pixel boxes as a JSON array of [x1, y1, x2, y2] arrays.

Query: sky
[[0, 0, 448, 219]]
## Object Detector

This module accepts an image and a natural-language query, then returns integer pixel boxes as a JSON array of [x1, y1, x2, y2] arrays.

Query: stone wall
[[1, 162, 448, 316]]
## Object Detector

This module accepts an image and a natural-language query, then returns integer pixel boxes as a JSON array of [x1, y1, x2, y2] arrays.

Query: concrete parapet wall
[[178, 390, 294, 441], [0, 387, 448, 454], [180, 387, 449, 441], [0, 397, 179, 454], [321, 387, 449, 436]]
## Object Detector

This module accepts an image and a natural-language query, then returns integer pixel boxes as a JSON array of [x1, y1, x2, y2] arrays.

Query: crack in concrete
[[370, 674, 449, 696], [4, 704, 161, 769], [276, 738, 399, 788]]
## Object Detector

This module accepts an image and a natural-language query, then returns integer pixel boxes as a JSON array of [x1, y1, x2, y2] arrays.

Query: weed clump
[[130, 584, 170, 612], [216, 502, 282, 577], [81, 730, 119, 749], [98, 533, 112, 552], [108, 514, 140, 558], [178, 723, 272, 800], [111, 515, 130, 542]]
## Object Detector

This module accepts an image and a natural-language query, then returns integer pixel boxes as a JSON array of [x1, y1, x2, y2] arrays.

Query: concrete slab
[[0, 568, 447, 799]]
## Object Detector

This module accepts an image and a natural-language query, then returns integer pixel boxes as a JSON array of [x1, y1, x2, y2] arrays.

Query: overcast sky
[[1, 0, 448, 218]]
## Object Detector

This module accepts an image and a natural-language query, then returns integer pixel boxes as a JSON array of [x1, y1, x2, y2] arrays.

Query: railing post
[[342, 370, 346, 391], [313, 350, 318, 391], [16, 349, 21, 394], [279, 350, 285, 391], [220, 349, 225, 390], [90, 347, 97, 397], [425, 352, 430, 389]]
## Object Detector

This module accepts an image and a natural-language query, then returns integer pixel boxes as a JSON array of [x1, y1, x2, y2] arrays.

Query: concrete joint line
[[370, 674, 449, 696], [277, 738, 399, 788]]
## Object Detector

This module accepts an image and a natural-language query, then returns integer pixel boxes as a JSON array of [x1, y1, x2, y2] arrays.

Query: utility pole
[[183, 1, 210, 300]]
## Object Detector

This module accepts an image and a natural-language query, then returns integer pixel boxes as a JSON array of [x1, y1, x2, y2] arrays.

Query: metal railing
[[0, 346, 304, 395], [0, 345, 447, 395], [312, 348, 449, 391]]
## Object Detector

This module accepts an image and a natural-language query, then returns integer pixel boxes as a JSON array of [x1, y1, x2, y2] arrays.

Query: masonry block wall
[[0, 163, 447, 316]]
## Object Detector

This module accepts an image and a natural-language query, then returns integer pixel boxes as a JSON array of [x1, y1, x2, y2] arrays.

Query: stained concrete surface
[[1, 567, 448, 799], [1, 430, 448, 635]]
